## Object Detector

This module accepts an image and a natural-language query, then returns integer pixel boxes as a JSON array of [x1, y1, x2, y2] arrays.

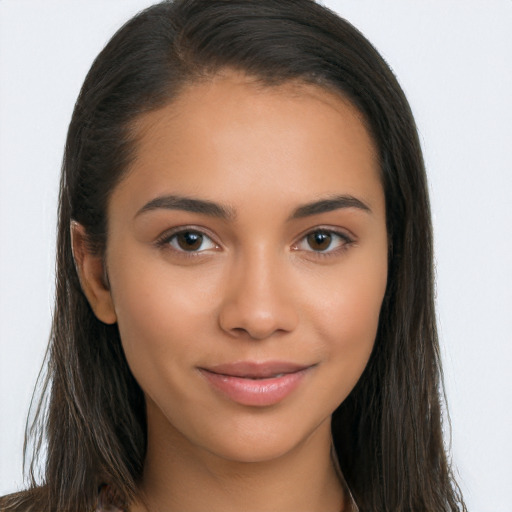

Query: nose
[[218, 250, 299, 340]]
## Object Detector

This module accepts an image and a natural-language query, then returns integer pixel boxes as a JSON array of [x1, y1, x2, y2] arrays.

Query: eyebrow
[[289, 194, 371, 220], [135, 194, 371, 220], [136, 195, 236, 220]]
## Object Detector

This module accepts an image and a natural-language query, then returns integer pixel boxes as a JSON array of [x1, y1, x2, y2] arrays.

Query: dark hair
[[2, 1, 466, 510]]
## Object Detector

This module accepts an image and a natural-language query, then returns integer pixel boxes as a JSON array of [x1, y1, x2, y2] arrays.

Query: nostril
[[219, 313, 297, 341], [228, 325, 276, 341], [217, 271, 300, 339]]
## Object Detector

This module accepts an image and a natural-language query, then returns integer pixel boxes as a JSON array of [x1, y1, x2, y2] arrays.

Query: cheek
[[107, 253, 218, 382], [305, 253, 387, 390]]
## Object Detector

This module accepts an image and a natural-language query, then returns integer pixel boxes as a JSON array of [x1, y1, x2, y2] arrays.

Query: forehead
[[132, 73, 376, 160], [112, 72, 382, 218]]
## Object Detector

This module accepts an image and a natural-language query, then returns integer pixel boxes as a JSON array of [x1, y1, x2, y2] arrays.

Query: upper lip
[[200, 361, 313, 379]]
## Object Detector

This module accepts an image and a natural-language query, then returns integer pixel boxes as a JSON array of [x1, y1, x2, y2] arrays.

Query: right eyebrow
[[288, 194, 372, 220], [134, 195, 236, 220]]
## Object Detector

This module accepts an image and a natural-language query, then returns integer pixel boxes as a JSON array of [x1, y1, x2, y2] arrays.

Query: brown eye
[[163, 230, 217, 253], [176, 231, 203, 251], [293, 229, 352, 255], [306, 231, 333, 251]]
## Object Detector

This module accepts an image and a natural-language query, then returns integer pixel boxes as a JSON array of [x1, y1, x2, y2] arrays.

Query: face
[[85, 72, 388, 464]]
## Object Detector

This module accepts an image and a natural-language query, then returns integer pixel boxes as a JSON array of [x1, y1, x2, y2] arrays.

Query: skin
[[73, 71, 388, 512]]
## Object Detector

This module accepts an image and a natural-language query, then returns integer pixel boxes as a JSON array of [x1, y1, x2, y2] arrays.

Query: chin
[[194, 412, 332, 465], [206, 435, 305, 464]]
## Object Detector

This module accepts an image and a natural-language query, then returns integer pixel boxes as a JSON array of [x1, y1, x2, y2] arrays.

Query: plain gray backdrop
[[1, 1, 511, 510]]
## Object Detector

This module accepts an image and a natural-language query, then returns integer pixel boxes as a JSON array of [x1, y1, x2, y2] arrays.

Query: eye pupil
[[307, 231, 332, 251], [177, 231, 203, 251]]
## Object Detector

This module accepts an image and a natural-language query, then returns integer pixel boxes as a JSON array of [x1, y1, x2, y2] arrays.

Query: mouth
[[198, 361, 314, 407]]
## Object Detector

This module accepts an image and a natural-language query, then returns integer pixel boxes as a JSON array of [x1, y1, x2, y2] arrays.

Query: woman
[[1, 0, 467, 510]]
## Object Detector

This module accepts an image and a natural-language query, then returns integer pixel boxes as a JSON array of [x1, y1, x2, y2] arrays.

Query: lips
[[205, 361, 310, 378], [198, 361, 313, 406]]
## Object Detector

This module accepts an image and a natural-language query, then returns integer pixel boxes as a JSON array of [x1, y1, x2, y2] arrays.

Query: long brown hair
[[2, 1, 466, 510]]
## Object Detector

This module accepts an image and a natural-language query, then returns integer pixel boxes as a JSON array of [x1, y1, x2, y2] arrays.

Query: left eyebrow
[[288, 195, 372, 220], [135, 195, 236, 220]]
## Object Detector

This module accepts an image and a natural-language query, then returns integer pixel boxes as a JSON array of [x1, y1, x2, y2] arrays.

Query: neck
[[132, 404, 344, 512]]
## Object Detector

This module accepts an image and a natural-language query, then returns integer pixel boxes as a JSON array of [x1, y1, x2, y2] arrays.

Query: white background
[[1, 1, 511, 510]]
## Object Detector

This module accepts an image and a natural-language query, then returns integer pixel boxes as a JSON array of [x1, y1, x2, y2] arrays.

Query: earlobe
[[70, 221, 117, 325]]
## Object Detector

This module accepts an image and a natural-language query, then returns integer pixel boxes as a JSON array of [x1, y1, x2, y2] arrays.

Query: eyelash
[[155, 226, 355, 259]]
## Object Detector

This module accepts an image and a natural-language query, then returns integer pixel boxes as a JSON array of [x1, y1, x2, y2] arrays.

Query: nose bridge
[[218, 244, 298, 339]]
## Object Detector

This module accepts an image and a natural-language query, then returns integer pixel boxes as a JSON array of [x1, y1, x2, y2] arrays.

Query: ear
[[70, 221, 117, 325]]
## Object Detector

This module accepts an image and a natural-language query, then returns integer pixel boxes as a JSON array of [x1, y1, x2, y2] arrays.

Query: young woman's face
[[100, 73, 388, 463]]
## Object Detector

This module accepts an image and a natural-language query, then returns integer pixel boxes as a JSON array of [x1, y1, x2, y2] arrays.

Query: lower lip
[[199, 368, 310, 407]]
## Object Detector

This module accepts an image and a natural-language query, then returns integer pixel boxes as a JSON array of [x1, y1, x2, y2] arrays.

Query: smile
[[198, 361, 314, 407]]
